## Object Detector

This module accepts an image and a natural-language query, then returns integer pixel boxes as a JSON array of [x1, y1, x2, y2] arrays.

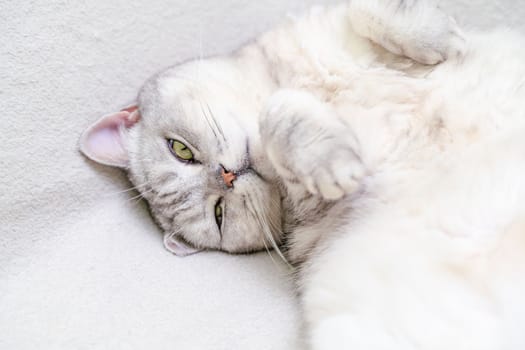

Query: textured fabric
[[1, 1, 523, 349]]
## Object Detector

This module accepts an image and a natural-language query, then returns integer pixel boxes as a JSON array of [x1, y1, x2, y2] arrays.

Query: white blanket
[[1, 1, 522, 349]]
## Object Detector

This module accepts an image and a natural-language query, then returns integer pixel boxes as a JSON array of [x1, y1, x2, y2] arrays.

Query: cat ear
[[164, 233, 203, 257], [79, 105, 140, 168]]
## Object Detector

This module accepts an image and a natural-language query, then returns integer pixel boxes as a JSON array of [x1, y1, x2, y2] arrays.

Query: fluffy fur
[[81, 0, 525, 348]]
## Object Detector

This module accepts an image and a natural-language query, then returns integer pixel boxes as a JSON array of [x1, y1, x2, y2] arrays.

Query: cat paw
[[260, 89, 365, 201], [399, 12, 466, 65], [302, 148, 365, 200], [350, 0, 467, 65]]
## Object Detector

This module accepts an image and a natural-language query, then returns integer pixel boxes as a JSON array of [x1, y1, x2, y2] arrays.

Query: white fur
[[255, 3, 525, 349], [81, 1, 525, 348]]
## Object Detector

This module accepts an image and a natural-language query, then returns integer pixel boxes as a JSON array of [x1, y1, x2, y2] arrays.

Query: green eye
[[168, 139, 194, 161], [215, 201, 223, 228]]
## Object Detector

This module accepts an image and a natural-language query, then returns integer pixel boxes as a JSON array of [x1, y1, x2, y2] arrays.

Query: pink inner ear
[[86, 121, 127, 165], [121, 105, 139, 114], [164, 234, 202, 257], [80, 109, 140, 168]]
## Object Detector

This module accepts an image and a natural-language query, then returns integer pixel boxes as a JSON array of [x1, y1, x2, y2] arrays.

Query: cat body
[[80, 1, 525, 348]]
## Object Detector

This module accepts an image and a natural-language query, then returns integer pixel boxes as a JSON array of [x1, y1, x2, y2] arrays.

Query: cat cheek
[[163, 233, 202, 257]]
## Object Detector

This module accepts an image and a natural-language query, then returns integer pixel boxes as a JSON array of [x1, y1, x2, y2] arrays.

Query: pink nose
[[221, 168, 236, 188]]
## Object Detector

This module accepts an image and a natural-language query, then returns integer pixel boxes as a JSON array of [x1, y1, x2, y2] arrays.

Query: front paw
[[260, 90, 365, 200], [350, 0, 467, 65], [399, 8, 466, 65], [301, 145, 365, 201]]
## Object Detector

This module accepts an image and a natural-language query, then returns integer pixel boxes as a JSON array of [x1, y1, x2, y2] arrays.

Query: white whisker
[[126, 187, 154, 203], [103, 182, 151, 197], [246, 192, 292, 268]]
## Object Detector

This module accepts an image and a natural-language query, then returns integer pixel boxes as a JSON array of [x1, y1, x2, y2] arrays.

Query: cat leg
[[260, 89, 365, 201], [348, 0, 466, 64]]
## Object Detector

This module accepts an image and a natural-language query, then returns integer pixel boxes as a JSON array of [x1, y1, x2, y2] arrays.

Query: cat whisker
[[261, 230, 280, 268], [245, 195, 280, 266], [199, 100, 219, 140], [126, 187, 154, 203], [102, 182, 151, 198], [205, 102, 227, 143], [246, 192, 291, 268]]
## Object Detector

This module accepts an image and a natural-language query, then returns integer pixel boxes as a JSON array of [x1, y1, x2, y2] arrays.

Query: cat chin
[[163, 233, 202, 257]]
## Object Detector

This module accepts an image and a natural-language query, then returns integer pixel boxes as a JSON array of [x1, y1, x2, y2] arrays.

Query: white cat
[[80, 1, 525, 348]]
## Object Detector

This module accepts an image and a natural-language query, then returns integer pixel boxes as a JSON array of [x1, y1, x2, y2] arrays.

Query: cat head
[[80, 57, 282, 256]]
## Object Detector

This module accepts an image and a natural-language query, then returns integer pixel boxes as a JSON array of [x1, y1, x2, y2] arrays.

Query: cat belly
[[299, 130, 525, 349], [302, 213, 525, 350]]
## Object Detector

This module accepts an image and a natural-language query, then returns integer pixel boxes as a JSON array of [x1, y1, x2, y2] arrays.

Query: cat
[[79, 0, 525, 348]]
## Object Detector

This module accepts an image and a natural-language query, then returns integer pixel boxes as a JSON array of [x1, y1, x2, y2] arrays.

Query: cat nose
[[220, 167, 237, 188]]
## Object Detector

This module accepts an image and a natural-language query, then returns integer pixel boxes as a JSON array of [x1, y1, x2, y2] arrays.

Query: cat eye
[[215, 199, 223, 229], [168, 139, 194, 161]]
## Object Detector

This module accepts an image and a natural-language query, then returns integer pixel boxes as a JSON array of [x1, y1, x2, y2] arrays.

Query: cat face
[[80, 58, 282, 256]]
